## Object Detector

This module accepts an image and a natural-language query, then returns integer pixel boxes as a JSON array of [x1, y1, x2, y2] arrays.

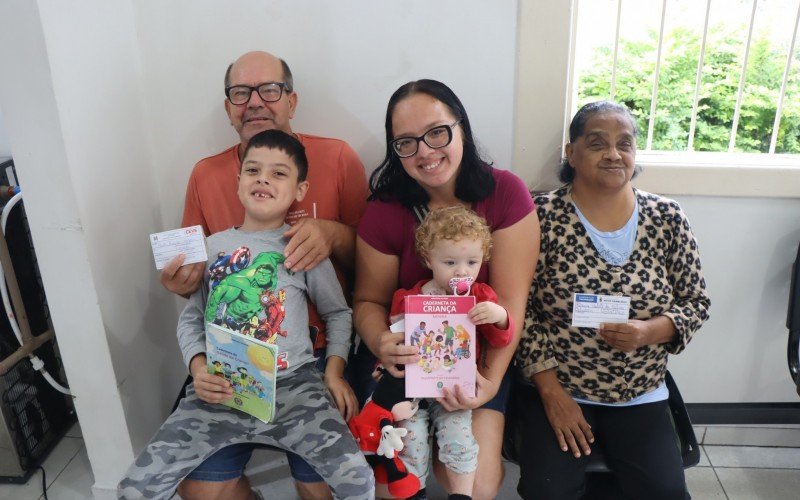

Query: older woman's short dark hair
[[368, 79, 495, 209], [559, 101, 641, 183]]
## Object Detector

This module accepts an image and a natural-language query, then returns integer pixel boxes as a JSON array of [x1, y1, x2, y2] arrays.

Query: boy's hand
[[468, 301, 508, 329], [160, 254, 204, 297], [189, 354, 233, 404], [324, 355, 359, 421], [324, 373, 359, 422]]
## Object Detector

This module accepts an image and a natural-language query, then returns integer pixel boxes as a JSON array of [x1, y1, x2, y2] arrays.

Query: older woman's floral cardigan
[[516, 186, 710, 403]]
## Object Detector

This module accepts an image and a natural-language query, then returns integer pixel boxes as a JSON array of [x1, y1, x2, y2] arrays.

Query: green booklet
[[205, 322, 278, 423]]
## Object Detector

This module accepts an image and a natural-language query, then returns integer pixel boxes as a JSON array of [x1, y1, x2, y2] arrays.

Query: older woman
[[354, 79, 539, 498], [515, 101, 710, 500]]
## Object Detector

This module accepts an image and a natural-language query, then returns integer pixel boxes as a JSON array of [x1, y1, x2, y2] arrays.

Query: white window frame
[[513, 0, 800, 198]]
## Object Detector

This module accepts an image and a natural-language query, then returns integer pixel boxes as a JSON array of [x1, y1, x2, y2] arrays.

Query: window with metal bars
[[571, 0, 800, 156]]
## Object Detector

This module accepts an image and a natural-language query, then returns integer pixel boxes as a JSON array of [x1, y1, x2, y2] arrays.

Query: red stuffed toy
[[348, 371, 421, 498]]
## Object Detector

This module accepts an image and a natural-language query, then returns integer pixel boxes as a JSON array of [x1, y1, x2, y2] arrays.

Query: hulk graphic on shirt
[[205, 251, 287, 340]]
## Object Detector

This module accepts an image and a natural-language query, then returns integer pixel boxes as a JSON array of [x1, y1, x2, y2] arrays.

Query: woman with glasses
[[353, 79, 539, 499]]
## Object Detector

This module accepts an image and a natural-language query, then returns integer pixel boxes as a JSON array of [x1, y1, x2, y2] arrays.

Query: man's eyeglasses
[[225, 82, 289, 105], [391, 121, 461, 158]]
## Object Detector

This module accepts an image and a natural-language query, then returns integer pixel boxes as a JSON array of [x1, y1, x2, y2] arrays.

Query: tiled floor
[[1, 424, 798, 499]]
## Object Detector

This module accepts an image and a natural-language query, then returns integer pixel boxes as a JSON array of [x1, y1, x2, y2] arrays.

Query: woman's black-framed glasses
[[391, 120, 461, 158], [225, 82, 289, 105]]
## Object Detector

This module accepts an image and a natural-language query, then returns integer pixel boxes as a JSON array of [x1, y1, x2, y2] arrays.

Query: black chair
[[787, 242, 800, 397], [172, 375, 192, 412], [503, 371, 700, 486], [583, 371, 700, 473]]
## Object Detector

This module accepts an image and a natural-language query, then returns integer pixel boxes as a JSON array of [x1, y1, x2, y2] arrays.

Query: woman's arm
[[353, 236, 418, 377], [599, 203, 710, 353], [661, 205, 711, 353], [512, 202, 595, 458], [440, 211, 540, 409], [484, 211, 540, 378]]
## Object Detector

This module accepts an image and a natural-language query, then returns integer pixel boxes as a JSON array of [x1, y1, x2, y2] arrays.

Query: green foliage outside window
[[578, 26, 800, 153]]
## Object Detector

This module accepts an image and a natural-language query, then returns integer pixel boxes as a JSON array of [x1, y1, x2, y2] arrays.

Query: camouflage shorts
[[118, 363, 374, 499]]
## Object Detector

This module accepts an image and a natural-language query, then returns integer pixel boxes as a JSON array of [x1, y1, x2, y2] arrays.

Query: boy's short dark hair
[[243, 129, 309, 182]]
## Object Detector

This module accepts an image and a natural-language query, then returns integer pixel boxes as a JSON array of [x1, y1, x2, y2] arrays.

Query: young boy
[[118, 130, 373, 500]]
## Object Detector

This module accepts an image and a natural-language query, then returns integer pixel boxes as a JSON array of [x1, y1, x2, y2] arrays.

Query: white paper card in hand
[[150, 225, 208, 270], [389, 318, 405, 333], [571, 293, 630, 328]]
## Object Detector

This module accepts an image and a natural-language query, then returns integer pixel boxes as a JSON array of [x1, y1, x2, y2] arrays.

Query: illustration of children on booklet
[[415, 320, 472, 374], [205, 323, 278, 423]]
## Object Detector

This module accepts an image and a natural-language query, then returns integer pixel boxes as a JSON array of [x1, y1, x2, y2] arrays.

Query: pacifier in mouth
[[449, 276, 474, 296]]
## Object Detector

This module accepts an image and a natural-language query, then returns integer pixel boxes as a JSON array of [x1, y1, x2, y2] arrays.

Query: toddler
[[389, 205, 514, 500]]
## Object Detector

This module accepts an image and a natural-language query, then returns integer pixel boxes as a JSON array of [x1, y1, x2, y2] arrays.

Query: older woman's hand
[[533, 369, 594, 457], [539, 387, 594, 458], [599, 317, 677, 352], [598, 320, 650, 352], [437, 371, 499, 411], [377, 331, 419, 378]]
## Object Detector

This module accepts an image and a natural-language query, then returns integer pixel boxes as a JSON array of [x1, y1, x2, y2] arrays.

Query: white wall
[[667, 195, 800, 403], [36, 0, 189, 448], [0, 108, 11, 157], [0, 0, 185, 496], [132, 0, 519, 230]]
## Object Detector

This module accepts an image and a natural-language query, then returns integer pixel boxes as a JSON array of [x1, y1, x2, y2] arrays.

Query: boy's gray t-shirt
[[177, 225, 351, 377]]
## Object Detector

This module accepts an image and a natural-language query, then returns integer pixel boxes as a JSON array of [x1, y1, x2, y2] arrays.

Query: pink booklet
[[404, 295, 477, 398]]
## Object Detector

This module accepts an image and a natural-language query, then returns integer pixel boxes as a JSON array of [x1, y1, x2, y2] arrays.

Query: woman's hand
[[437, 370, 499, 411], [599, 317, 677, 352], [377, 331, 419, 378], [189, 355, 233, 404], [539, 386, 594, 457]]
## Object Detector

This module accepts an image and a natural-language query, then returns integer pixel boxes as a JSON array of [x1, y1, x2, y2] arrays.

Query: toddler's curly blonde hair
[[415, 205, 492, 261]]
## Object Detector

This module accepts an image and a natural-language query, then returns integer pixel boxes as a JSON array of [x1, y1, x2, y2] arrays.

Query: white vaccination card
[[149, 225, 208, 270], [571, 293, 630, 328]]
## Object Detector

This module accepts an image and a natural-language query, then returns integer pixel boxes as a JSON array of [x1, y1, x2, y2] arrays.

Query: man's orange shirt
[[181, 133, 368, 349]]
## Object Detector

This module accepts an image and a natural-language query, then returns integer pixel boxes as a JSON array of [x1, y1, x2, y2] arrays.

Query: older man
[[161, 51, 368, 500]]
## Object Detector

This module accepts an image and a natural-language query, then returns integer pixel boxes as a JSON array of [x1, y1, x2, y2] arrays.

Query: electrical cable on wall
[[0, 191, 70, 396]]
